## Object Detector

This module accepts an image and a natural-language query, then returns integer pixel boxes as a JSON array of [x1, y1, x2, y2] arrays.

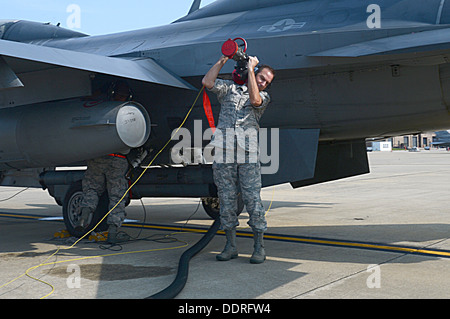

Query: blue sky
[[2, 0, 217, 35]]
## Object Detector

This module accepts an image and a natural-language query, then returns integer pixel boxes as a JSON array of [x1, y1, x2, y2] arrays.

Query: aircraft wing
[[0, 38, 195, 90], [309, 27, 450, 58], [431, 141, 449, 145]]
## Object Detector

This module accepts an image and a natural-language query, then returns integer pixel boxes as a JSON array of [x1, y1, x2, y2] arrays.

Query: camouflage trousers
[[80, 155, 129, 228], [212, 149, 267, 233]]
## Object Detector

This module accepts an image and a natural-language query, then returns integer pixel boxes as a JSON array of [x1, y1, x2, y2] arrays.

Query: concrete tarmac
[[1, 150, 450, 299]]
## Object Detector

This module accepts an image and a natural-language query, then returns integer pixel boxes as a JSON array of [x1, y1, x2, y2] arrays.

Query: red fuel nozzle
[[221, 38, 239, 58], [221, 37, 247, 60]]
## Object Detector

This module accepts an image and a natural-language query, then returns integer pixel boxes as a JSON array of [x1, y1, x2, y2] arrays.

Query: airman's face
[[256, 68, 274, 91]]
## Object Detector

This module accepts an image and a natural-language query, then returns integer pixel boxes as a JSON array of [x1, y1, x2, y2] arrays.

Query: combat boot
[[75, 207, 92, 233], [216, 228, 238, 261], [250, 231, 266, 264], [107, 225, 118, 244]]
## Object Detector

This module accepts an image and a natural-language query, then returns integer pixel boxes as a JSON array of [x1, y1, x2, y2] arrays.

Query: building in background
[[372, 141, 392, 151], [367, 131, 450, 151], [391, 132, 436, 149]]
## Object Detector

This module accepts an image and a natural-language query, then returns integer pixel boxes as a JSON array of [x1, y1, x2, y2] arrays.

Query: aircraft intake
[[0, 99, 151, 169]]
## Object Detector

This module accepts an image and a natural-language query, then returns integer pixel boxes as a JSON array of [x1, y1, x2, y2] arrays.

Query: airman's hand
[[248, 56, 259, 71]]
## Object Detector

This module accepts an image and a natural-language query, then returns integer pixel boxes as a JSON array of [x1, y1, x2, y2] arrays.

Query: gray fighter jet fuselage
[[25, 0, 450, 143], [3, 0, 450, 144]]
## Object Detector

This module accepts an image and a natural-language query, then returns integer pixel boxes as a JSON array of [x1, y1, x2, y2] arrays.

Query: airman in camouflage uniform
[[78, 154, 129, 242], [77, 80, 133, 243], [202, 55, 275, 264]]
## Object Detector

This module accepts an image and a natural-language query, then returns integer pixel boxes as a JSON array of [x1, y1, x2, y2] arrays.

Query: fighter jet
[[432, 130, 450, 147], [2, 0, 450, 235]]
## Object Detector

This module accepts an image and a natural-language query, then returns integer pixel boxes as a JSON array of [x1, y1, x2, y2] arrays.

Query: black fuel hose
[[146, 218, 221, 299]]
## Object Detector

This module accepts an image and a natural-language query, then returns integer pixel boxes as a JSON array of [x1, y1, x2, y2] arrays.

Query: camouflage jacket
[[208, 79, 270, 152]]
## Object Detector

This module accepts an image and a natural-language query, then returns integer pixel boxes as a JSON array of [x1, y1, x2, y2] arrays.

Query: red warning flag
[[202, 90, 216, 133]]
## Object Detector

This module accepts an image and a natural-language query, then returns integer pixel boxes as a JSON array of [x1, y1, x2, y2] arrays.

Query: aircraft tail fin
[[188, 0, 201, 14], [435, 130, 450, 138]]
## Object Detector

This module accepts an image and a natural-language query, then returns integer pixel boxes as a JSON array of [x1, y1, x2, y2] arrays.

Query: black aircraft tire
[[62, 182, 109, 238]]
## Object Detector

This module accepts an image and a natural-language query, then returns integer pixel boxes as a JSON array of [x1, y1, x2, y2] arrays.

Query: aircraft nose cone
[[116, 102, 151, 148]]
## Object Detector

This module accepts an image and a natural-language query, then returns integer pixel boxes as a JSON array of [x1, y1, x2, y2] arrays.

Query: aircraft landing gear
[[62, 181, 109, 238]]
